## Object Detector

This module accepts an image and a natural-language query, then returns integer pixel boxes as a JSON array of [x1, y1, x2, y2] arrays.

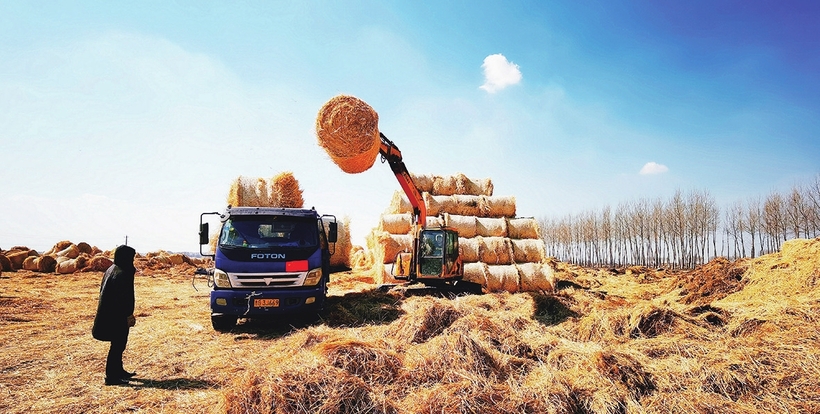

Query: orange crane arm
[[379, 133, 427, 228]]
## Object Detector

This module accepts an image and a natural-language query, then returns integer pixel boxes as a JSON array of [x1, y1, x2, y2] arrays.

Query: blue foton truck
[[199, 206, 337, 331]]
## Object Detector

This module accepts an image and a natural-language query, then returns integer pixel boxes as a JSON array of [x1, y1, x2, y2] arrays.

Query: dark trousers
[[105, 328, 129, 379]]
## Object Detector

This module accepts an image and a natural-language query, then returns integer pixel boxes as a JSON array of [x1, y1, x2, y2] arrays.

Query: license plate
[[253, 298, 279, 308]]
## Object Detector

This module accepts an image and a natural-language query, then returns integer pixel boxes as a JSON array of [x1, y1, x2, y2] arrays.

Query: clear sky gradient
[[2, 1, 818, 253]]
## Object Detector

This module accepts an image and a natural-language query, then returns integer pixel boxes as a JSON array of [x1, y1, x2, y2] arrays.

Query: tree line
[[539, 174, 820, 269]]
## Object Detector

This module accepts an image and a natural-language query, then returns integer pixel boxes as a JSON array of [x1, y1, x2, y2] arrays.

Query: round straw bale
[[255, 177, 270, 206], [481, 195, 516, 218], [349, 246, 374, 271], [426, 216, 444, 227], [85, 256, 114, 272], [447, 195, 481, 216], [518, 263, 555, 292], [386, 191, 412, 214], [511, 239, 547, 263], [380, 214, 412, 235], [167, 253, 186, 266], [478, 237, 514, 265], [410, 173, 436, 194], [382, 234, 413, 264], [269, 171, 304, 208], [444, 214, 477, 238], [315, 95, 380, 174], [431, 173, 493, 196], [23, 256, 38, 271], [329, 217, 352, 268], [36, 255, 57, 273], [6, 249, 37, 270], [458, 237, 480, 263], [56, 258, 78, 274], [45, 240, 73, 255], [423, 193, 444, 217], [56, 244, 80, 259], [227, 176, 263, 207], [485, 265, 520, 293], [76, 242, 93, 255], [0, 254, 11, 271], [462, 262, 488, 286], [507, 218, 541, 239], [476, 217, 507, 237]]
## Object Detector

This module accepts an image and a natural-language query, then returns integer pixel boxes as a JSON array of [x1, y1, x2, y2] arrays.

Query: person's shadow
[[127, 377, 216, 390]]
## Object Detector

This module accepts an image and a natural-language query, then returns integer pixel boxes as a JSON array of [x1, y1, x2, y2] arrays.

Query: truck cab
[[199, 206, 336, 331]]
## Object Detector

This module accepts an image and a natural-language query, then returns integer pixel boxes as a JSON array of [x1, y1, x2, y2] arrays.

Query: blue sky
[[1, 1, 818, 253]]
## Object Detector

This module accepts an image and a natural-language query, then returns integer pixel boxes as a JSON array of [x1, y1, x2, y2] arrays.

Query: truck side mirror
[[327, 222, 338, 243], [199, 223, 210, 245]]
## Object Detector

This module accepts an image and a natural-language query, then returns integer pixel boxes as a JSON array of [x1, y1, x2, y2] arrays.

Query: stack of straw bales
[[316, 95, 381, 174], [363, 173, 554, 293], [224, 172, 352, 268], [226, 172, 304, 209]]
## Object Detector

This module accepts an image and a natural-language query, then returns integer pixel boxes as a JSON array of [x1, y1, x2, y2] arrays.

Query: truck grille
[[229, 272, 303, 287]]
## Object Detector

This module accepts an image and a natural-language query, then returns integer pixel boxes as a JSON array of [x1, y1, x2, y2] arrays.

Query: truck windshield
[[219, 217, 318, 249]]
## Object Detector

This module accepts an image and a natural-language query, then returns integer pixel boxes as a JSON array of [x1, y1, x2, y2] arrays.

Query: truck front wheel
[[211, 314, 238, 332]]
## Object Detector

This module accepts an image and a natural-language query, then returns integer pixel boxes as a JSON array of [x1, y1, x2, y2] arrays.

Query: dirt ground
[[2, 239, 820, 413]]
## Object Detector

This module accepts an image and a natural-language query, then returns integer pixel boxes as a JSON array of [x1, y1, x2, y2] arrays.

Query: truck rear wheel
[[211, 314, 238, 332]]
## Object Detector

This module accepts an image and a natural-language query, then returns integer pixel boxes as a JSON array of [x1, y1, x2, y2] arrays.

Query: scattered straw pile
[[226, 173, 305, 208], [315, 95, 381, 174], [353, 172, 553, 292]]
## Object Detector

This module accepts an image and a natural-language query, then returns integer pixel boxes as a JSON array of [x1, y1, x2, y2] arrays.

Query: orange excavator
[[378, 133, 464, 285]]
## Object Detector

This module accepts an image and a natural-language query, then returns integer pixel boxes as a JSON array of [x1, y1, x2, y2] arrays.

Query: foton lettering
[[250, 253, 286, 259]]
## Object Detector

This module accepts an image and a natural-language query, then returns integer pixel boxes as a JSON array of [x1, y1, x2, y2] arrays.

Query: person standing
[[92, 245, 138, 385]]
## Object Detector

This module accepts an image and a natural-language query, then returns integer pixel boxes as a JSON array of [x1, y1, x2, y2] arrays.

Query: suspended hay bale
[[432, 173, 493, 196], [518, 263, 555, 292], [380, 213, 412, 235], [36, 256, 57, 273], [507, 217, 541, 239], [476, 217, 507, 238], [444, 214, 477, 238], [22, 256, 38, 271], [328, 217, 352, 268], [269, 171, 304, 208], [485, 265, 520, 293], [458, 237, 480, 263], [410, 173, 436, 194], [463, 262, 488, 286], [511, 239, 547, 263], [478, 237, 514, 265], [85, 256, 114, 272], [226, 176, 263, 207], [315, 95, 381, 174]]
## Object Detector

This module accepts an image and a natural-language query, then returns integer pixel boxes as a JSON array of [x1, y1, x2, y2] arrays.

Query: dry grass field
[[2, 238, 819, 413]]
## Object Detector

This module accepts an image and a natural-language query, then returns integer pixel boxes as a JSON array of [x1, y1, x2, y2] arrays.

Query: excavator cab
[[392, 227, 462, 282]]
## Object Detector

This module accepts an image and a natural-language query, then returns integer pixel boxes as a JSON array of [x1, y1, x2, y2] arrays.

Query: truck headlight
[[213, 269, 232, 288], [303, 268, 322, 286]]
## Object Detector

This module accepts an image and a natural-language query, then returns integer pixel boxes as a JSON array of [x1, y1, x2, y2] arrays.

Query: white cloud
[[479, 54, 522, 93], [640, 162, 669, 175]]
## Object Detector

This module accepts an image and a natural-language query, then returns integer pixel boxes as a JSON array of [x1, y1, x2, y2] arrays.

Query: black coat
[[92, 246, 136, 342]]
